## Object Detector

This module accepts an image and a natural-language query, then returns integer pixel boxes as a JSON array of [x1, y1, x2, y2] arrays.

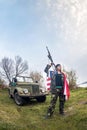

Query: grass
[[0, 88, 87, 130]]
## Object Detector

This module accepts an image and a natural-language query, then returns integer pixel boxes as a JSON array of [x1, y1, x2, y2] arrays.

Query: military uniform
[[47, 72, 65, 117]]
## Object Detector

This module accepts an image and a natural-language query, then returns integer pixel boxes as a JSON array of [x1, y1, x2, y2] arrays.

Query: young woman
[[46, 64, 70, 117]]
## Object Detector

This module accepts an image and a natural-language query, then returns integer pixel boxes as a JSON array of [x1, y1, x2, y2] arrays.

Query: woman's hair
[[55, 64, 61, 68]]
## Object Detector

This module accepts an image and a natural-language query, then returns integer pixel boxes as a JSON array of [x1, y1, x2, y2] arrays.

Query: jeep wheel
[[14, 92, 25, 106], [8, 89, 13, 98], [36, 95, 46, 103]]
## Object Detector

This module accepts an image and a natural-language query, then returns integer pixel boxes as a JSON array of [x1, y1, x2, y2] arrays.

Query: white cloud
[[37, 0, 87, 81], [37, 0, 87, 48]]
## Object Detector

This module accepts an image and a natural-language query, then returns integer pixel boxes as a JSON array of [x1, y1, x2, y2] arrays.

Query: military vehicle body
[[8, 76, 46, 106]]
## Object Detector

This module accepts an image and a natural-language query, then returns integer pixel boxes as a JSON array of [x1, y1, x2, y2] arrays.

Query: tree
[[65, 69, 77, 89], [0, 57, 14, 83], [0, 78, 6, 89], [0, 56, 28, 83], [15, 56, 28, 77], [30, 71, 43, 82]]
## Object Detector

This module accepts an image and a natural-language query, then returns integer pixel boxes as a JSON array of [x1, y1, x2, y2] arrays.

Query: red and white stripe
[[46, 67, 54, 91], [63, 73, 70, 100], [46, 77, 51, 91]]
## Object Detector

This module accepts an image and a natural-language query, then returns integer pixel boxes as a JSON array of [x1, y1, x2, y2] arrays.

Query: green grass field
[[0, 88, 87, 130]]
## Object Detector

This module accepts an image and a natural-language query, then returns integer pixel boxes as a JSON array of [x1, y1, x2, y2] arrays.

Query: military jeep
[[8, 76, 46, 106]]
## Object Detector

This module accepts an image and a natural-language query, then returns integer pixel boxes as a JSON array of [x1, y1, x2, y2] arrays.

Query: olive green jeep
[[8, 76, 46, 106]]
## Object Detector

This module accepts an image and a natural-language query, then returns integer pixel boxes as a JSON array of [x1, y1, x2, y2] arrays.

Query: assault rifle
[[44, 47, 55, 75]]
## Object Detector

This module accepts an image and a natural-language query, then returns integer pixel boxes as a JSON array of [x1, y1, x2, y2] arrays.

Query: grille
[[32, 85, 39, 95]]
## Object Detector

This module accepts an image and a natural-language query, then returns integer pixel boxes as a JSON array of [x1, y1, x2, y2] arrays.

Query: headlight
[[23, 89, 28, 94]]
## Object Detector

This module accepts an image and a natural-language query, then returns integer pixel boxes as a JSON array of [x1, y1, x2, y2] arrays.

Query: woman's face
[[57, 65, 61, 71]]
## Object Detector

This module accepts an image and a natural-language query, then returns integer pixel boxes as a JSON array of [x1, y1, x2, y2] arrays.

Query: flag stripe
[[46, 70, 54, 91], [47, 77, 51, 80]]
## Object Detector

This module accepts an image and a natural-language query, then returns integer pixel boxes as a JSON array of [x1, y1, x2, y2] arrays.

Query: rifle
[[46, 46, 54, 64], [44, 47, 55, 75]]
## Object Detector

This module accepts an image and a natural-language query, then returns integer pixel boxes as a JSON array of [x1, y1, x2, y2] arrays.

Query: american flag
[[63, 73, 70, 100], [46, 70, 54, 91]]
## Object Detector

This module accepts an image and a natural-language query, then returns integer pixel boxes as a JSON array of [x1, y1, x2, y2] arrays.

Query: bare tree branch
[[30, 71, 43, 82], [0, 57, 14, 83], [0, 56, 29, 83], [64, 69, 78, 89], [15, 56, 28, 77]]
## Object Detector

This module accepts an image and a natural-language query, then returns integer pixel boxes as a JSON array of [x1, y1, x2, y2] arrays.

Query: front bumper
[[18, 92, 47, 98]]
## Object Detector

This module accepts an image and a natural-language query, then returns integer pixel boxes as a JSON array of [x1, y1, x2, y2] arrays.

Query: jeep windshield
[[17, 76, 33, 83]]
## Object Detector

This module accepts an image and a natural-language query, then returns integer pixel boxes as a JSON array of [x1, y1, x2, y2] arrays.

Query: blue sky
[[0, 0, 87, 82]]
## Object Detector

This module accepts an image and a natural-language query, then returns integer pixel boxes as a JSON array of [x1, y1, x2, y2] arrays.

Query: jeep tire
[[36, 95, 46, 103], [14, 92, 25, 106]]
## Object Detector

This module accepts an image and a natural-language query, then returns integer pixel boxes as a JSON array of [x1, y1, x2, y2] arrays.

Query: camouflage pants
[[47, 89, 65, 117]]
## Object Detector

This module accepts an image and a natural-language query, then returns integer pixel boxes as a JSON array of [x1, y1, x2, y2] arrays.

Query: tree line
[[0, 56, 77, 89]]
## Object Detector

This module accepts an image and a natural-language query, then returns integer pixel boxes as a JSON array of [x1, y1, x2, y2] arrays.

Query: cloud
[[37, 0, 87, 50], [37, 0, 87, 81]]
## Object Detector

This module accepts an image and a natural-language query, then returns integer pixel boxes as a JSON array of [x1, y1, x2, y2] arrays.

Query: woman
[[46, 64, 70, 117]]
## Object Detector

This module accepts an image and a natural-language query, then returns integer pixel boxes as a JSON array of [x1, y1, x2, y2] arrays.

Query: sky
[[0, 0, 87, 83]]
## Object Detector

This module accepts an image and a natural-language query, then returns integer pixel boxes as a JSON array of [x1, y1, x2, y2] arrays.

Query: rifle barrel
[[46, 46, 54, 63]]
